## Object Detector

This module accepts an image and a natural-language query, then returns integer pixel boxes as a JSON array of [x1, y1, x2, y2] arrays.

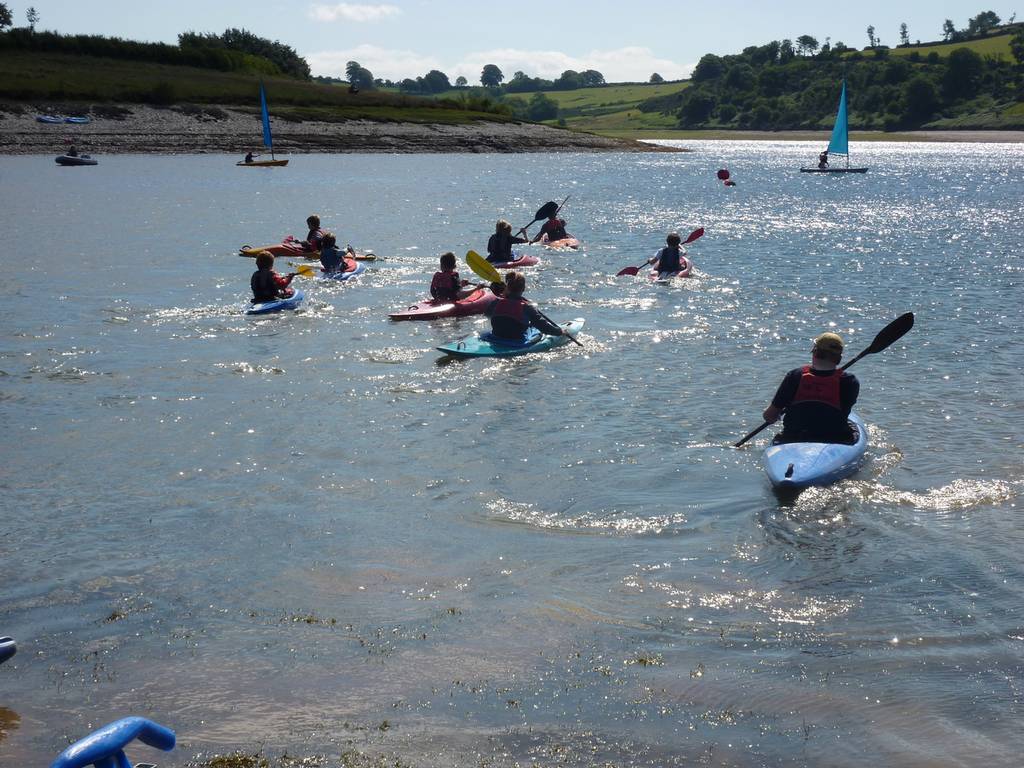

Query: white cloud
[[308, 3, 401, 23], [307, 44, 441, 81], [308, 44, 693, 84]]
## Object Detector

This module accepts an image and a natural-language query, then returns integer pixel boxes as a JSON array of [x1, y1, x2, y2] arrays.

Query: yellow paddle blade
[[466, 250, 502, 284], [295, 264, 316, 278]]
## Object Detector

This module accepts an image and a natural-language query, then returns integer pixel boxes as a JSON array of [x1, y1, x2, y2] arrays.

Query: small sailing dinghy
[[237, 82, 288, 167], [801, 80, 867, 174]]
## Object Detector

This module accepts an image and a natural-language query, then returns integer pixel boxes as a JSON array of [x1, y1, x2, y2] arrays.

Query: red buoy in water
[[716, 168, 730, 180]]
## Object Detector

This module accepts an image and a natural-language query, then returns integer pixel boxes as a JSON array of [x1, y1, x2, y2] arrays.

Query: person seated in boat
[[319, 232, 354, 273], [530, 212, 570, 244], [67, 145, 79, 157], [818, 150, 829, 169], [244, 151, 256, 163], [430, 252, 470, 302], [647, 232, 690, 275], [302, 215, 325, 252], [762, 332, 860, 444], [250, 251, 296, 303], [487, 219, 529, 264], [484, 271, 564, 342]]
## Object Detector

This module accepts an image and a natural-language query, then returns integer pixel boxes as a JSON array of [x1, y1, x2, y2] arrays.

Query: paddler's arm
[[524, 304, 563, 336]]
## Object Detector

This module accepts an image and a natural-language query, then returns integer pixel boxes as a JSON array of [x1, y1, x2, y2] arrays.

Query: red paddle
[[616, 227, 704, 276]]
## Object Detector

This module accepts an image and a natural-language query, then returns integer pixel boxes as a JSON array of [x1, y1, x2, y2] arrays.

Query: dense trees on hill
[[640, 24, 1023, 131], [0, 22, 309, 79], [178, 29, 309, 79]]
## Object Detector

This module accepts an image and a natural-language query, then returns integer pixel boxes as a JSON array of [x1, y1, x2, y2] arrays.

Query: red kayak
[[540, 235, 580, 250], [389, 286, 498, 321], [488, 253, 539, 269]]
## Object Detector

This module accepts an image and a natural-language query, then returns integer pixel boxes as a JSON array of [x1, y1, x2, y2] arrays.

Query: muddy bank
[[0, 104, 684, 154]]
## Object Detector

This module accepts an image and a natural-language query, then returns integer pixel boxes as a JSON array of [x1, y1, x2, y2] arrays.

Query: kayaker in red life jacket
[[530, 213, 570, 244], [250, 251, 296, 303], [647, 232, 690, 275], [762, 332, 860, 444], [487, 219, 529, 263], [319, 232, 355, 273], [430, 252, 470, 302], [303, 215, 325, 252], [484, 271, 564, 341]]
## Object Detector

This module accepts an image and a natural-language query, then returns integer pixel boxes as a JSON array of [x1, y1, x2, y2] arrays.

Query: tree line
[[643, 15, 1024, 132], [0, 4, 311, 81]]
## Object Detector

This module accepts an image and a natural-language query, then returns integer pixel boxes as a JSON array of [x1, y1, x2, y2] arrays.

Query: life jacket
[[430, 270, 461, 301], [488, 233, 515, 261], [305, 228, 325, 251], [488, 296, 531, 339], [656, 246, 684, 273], [792, 366, 842, 409], [251, 269, 282, 302], [542, 219, 567, 241]]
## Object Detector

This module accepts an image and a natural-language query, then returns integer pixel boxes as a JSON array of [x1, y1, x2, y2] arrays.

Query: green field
[[881, 32, 1015, 59], [539, 81, 687, 131], [0, 51, 509, 124]]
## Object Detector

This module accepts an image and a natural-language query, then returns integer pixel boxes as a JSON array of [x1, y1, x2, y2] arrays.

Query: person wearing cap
[[761, 332, 860, 444]]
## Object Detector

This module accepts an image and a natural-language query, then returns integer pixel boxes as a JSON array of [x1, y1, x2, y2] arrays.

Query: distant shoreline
[[612, 128, 1024, 144], [0, 104, 684, 155]]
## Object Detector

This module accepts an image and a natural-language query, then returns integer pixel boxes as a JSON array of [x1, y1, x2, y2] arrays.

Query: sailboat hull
[[237, 159, 289, 167], [800, 167, 867, 173]]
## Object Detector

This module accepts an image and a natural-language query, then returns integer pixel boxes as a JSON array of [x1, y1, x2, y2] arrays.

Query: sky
[[6, 1, 1015, 82]]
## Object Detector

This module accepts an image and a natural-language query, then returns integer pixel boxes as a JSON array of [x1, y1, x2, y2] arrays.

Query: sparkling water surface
[[1, 141, 1022, 767]]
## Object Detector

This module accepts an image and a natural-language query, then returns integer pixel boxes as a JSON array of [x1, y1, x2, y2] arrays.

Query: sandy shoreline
[[0, 104, 682, 155]]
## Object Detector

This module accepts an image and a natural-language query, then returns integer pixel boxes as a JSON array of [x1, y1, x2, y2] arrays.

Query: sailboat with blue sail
[[237, 82, 288, 167], [800, 80, 867, 173]]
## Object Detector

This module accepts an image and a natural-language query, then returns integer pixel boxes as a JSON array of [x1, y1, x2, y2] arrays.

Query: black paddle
[[734, 312, 915, 448]]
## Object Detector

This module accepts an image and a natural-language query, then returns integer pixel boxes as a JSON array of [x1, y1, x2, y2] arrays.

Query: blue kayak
[[0, 636, 15, 665], [437, 318, 584, 358], [246, 288, 304, 315], [65, 116, 91, 124], [762, 412, 867, 489], [320, 261, 365, 281]]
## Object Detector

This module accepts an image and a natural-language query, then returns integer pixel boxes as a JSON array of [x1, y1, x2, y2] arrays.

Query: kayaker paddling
[[487, 219, 528, 264], [430, 252, 471, 302], [762, 332, 860, 444], [250, 251, 297, 303], [484, 271, 564, 342], [302, 214, 326, 253], [319, 232, 356, 274], [530, 211, 571, 245], [647, 232, 692, 277]]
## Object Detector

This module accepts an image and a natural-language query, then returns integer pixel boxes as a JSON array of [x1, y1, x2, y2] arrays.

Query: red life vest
[[792, 365, 841, 409], [430, 270, 460, 300], [491, 296, 528, 323]]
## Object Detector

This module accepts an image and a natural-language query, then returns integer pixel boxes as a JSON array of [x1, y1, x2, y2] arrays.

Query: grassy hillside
[[885, 32, 1015, 59], [0, 50, 511, 124], [535, 81, 689, 132]]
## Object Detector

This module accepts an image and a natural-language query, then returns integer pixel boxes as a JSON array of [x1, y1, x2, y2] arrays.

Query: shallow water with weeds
[[1, 144, 1022, 767]]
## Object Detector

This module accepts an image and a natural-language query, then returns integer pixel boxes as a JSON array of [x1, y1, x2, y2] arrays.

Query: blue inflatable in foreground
[[51, 717, 175, 768]]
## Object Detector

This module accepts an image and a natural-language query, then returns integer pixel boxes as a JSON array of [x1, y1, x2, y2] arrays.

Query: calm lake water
[[1, 141, 1022, 767]]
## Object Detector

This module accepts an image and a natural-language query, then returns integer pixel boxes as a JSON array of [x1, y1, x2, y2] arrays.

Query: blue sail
[[259, 83, 273, 149], [827, 80, 849, 156]]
